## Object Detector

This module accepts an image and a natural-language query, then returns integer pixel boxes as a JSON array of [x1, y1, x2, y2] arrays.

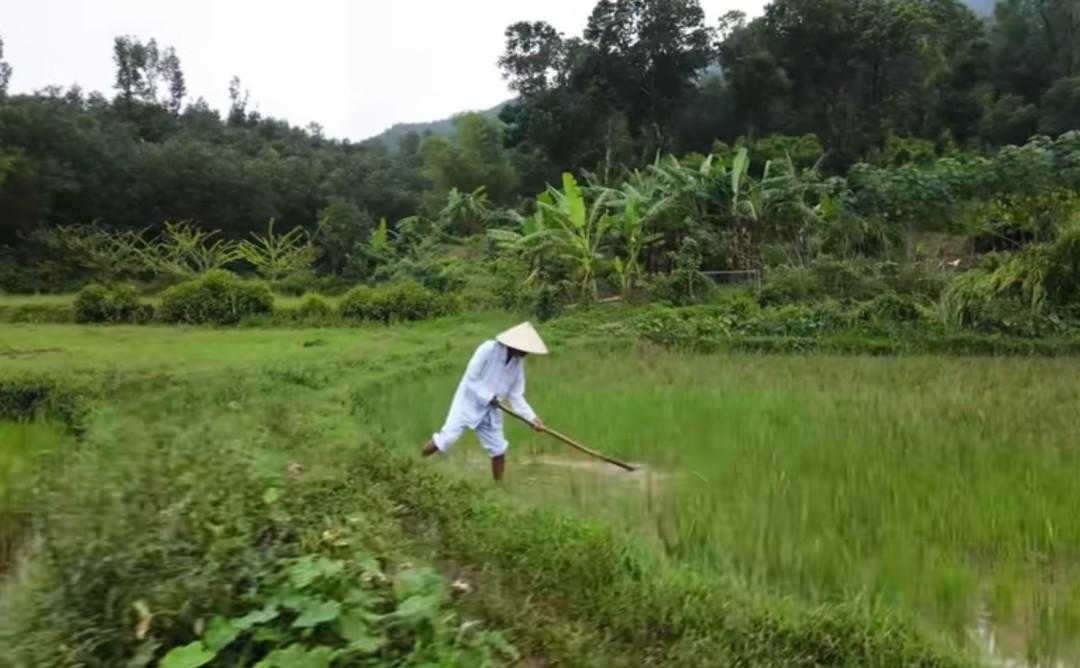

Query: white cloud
[[4, 0, 767, 140]]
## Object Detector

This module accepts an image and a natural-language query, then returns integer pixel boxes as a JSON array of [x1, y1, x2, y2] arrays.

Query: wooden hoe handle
[[496, 401, 637, 472]]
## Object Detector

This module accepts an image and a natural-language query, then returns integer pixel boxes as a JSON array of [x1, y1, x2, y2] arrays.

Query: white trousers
[[432, 409, 508, 458]]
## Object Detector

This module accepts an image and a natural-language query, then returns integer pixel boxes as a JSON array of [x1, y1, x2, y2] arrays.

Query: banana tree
[[438, 187, 491, 236], [487, 209, 561, 285], [610, 183, 668, 296], [236, 218, 315, 281], [537, 173, 614, 299]]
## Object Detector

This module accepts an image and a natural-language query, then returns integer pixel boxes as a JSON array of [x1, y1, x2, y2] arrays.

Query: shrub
[[338, 282, 456, 324], [293, 293, 334, 321], [159, 270, 274, 325], [759, 266, 822, 305], [73, 283, 144, 323], [533, 285, 562, 323], [649, 238, 714, 306], [853, 292, 926, 329]]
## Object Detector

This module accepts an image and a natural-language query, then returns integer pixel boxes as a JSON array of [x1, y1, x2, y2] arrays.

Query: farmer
[[421, 322, 548, 481]]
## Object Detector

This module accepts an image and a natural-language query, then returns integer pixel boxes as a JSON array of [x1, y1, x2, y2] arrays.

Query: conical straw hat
[[496, 322, 549, 355]]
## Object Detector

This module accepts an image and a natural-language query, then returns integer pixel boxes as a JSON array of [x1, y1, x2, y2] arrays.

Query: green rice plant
[[377, 348, 1080, 663], [0, 421, 66, 568]]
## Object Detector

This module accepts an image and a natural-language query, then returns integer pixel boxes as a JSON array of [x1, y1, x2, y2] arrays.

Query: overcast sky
[[6, 1, 768, 141]]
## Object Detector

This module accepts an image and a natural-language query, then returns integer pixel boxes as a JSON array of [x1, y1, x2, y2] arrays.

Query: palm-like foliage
[[537, 173, 614, 298], [438, 187, 491, 236], [236, 218, 314, 281], [135, 221, 241, 279], [610, 182, 668, 295]]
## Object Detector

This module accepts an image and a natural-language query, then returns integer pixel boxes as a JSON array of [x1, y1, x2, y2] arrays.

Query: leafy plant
[[338, 282, 456, 324], [537, 173, 614, 299], [53, 223, 145, 281], [610, 183, 668, 296], [135, 221, 242, 280], [437, 187, 492, 236], [159, 553, 516, 667], [237, 219, 315, 281], [73, 283, 145, 323], [159, 270, 273, 325]]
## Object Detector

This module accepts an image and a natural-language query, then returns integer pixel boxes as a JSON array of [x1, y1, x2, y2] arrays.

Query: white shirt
[[444, 340, 537, 428]]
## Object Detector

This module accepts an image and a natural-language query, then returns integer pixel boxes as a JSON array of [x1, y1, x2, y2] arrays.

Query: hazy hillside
[[367, 101, 510, 151]]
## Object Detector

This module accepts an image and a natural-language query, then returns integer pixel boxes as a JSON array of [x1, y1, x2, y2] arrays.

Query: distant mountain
[[963, 0, 996, 16], [366, 101, 511, 152]]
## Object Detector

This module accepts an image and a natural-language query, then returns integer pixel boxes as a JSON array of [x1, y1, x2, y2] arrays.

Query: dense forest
[[1, 0, 1079, 327]]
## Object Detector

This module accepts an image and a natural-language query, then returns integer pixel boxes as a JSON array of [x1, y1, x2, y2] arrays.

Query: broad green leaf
[[562, 173, 586, 229], [159, 641, 216, 668], [393, 594, 441, 624], [314, 557, 344, 580], [346, 635, 387, 655], [262, 487, 281, 505], [232, 605, 280, 630], [337, 609, 388, 654], [354, 553, 382, 576], [202, 616, 239, 652], [394, 567, 444, 600], [254, 644, 337, 668], [292, 598, 342, 628], [287, 556, 320, 588]]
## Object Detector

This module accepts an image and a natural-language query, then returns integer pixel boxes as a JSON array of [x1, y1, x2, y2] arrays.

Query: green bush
[[294, 293, 334, 321], [73, 283, 144, 323], [648, 238, 714, 306], [0, 375, 93, 430], [759, 266, 823, 305], [159, 270, 274, 325], [338, 282, 457, 323]]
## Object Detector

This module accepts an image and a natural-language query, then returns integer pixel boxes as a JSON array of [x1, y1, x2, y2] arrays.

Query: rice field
[[378, 346, 1080, 664], [0, 420, 67, 566]]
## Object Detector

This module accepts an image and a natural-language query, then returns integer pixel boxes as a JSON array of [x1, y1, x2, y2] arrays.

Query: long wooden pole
[[497, 401, 637, 472]]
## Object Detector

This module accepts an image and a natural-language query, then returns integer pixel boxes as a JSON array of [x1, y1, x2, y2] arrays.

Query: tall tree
[[498, 21, 571, 96], [0, 36, 12, 98], [583, 0, 713, 145], [158, 46, 186, 114], [990, 0, 1080, 101], [420, 113, 519, 205], [227, 76, 250, 126]]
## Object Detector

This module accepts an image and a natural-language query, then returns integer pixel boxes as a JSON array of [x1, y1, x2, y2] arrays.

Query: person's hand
[[531, 417, 545, 432]]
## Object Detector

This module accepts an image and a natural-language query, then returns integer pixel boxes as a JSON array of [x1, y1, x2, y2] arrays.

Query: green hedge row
[[2, 274, 461, 327]]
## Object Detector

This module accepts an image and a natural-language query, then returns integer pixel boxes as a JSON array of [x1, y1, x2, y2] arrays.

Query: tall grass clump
[[159, 269, 273, 325]]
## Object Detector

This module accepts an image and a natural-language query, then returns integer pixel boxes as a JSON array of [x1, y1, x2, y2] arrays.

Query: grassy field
[[1, 313, 1073, 664], [378, 347, 1080, 664]]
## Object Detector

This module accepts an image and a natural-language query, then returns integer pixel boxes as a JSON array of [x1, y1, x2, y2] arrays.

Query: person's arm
[[508, 364, 543, 430], [461, 342, 496, 407]]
